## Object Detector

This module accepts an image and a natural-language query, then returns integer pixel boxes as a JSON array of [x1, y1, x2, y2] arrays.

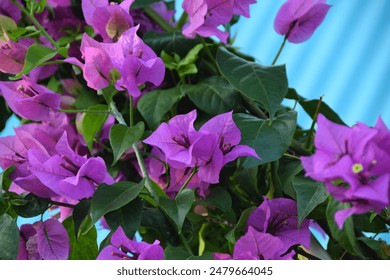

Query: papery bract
[[82, 0, 134, 42], [274, 0, 331, 43], [0, 0, 22, 22], [0, 32, 27, 74], [0, 75, 61, 121], [97, 227, 164, 260], [301, 114, 390, 228], [247, 197, 311, 254], [18, 219, 70, 260]]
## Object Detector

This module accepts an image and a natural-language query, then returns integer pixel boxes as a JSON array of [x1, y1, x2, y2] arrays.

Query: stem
[[179, 233, 194, 256], [242, 96, 268, 119], [305, 96, 323, 150], [59, 109, 110, 114], [144, 6, 175, 32], [129, 95, 134, 127], [41, 60, 66, 66], [178, 167, 197, 194], [109, 101, 158, 203], [176, 11, 188, 30], [283, 153, 301, 160], [272, 35, 287, 65], [198, 36, 221, 75], [290, 139, 312, 156], [49, 200, 75, 208], [12, 0, 58, 49]]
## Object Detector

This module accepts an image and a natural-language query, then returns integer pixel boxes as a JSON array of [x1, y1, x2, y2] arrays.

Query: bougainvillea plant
[[0, 0, 389, 260]]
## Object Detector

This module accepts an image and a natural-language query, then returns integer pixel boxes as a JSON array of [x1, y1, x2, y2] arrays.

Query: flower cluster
[[143, 110, 259, 196], [301, 114, 390, 228], [182, 0, 257, 43], [215, 198, 310, 260]]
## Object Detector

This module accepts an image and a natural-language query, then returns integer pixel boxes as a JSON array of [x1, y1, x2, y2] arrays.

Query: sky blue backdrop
[[1, 0, 389, 247]]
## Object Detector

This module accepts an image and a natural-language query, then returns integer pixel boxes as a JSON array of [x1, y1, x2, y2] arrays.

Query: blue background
[[1, 0, 389, 247]]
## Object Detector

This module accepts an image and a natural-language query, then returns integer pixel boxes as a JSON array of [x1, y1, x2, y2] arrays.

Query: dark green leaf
[[182, 76, 242, 115], [326, 197, 362, 256], [79, 104, 109, 152], [197, 187, 232, 213], [104, 198, 143, 239], [164, 245, 213, 260], [0, 214, 19, 260], [109, 122, 144, 165], [14, 44, 57, 79], [0, 166, 15, 201], [234, 111, 297, 168], [63, 218, 98, 260], [132, 0, 160, 8], [217, 47, 288, 118], [73, 199, 91, 239], [143, 32, 199, 58], [293, 176, 328, 226], [140, 208, 174, 243], [277, 158, 303, 199], [159, 189, 195, 233], [286, 89, 345, 125], [90, 180, 145, 227], [0, 97, 12, 133], [13, 193, 50, 218], [137, 86, 184, 130], [225, 206, 256, 243]]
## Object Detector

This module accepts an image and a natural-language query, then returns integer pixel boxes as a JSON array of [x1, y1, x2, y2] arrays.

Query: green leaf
[[104, 198, 143, 239], [225, 206, 256, 243], [0, 214, 19, 260], [137, 86, 184, 130], [109, 122, 144, 165], [14, 44, 57, 79], [73, 199, 91, 239], [62, 218, 98, 260], [159, 189, 195, 234], [182, 76, 242, 115], [177, 44, 204, 78], [326, 197, 362, 256], [234, 111, 297, 168], [79, 104, 109, 152], [132, 0, 160, 8], [0, 166, 15, 202], [277, 158, 303, 199], [13, 193, 50, 218], [197, 188, 232, 213], [0, 15, 17, 31], [0, 97, 12, 133], [164, 245, 213, 260], [217, 47, 288, 118], [90, 180, 145, 227], [140, 208, 174, 243], [293, 176, 328, 227], [286, 88, 345, 125], [143, 32, 199, 58]]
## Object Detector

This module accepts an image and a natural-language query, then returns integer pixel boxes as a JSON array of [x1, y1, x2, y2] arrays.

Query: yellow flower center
[[352, 163, 364, 174]]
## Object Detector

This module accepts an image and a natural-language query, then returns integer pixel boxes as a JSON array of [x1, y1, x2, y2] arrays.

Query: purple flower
[[143, 110, 204, 168], [0, 75, 61, 121], [28, 132, 113, 200], [0, 0, 22, 22], [47, 0, 71, 7], [274, 0, 331, 43], [97, 227, 164, 260], [0, 32, 28, 74], [66, 26, 165, 96], [301, 114, 390, 228], [199, 111, 259, 165], [18, 219, 70, 260], [234, 227, 294, 260], [182, 0, 256, 43], [144, 110, 260, 187], [82, 0, 134, 42], [247, 197, 311, 254]]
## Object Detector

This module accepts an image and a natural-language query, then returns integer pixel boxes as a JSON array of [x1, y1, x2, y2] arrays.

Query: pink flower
[[274, 0, 331, 43]]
